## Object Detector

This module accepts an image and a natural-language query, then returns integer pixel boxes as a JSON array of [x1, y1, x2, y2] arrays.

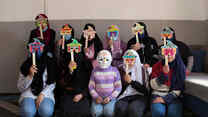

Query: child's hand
[[73, 94, 83, 103], [36, 93, 44, 109], [163, 65, 169, 74], [153, 97, 165, 104], [131, 42, 141, 51], [68, 61, 77, 72], [96, 97, 103, 104], [103, 97, 111, 104], [57, 39, 63, 46], [28, 65, 38, 78], [84, 48, 89, 53], [108, 39, 113, 47], [124, 73, 132, 84]]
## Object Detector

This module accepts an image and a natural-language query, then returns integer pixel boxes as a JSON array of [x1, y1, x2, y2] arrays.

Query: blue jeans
[[151, 102, 182, 117], [91, 99, 116, 117], [20, 97, 54, 117]]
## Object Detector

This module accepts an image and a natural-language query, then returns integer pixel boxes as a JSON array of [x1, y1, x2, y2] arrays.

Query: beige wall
[[0, 0, 208, 21], [47, 0, 205, 20], [0, 0, 43, 21]]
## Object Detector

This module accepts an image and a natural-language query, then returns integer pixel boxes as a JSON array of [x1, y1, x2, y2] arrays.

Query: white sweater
[[17, 69, 56, 103]]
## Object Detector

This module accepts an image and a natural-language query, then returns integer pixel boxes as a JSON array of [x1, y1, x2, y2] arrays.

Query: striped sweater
[[89, 66, 122, 100]]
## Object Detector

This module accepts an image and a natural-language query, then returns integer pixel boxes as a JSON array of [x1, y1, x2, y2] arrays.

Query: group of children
[[17, 14, 193, 117]]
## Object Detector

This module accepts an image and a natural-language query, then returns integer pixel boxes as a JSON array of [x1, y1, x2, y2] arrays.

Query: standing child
[[89, 50, 122, 117]]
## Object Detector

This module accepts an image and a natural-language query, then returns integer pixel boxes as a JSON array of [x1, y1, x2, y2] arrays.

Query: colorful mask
[[35, 18, 48, 28], [161, 27, 174, 40], [97, 50, 112, 69], [132, 23, 144, 35], [28, 38, 45, 57], [123, 50, 137, 65], [67, 39, 82, 53], [60, 24, 73, 40], [161, 40, 177, 57], [83, 26, 96, 39], [107, 25, 119, 40]]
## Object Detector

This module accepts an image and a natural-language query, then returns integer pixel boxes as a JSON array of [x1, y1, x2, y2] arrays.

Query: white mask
[[97, 50, 112, 69]]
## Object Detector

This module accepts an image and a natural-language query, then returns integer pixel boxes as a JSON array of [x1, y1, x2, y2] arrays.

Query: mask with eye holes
[[97, 50, 112, 69]]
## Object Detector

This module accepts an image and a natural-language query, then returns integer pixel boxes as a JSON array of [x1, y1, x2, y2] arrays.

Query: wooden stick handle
[[85, 36, 88, 48], [165, 55, 168, 66], [62, 35, 65, 50], [71, 51, 74, 62], [125, 63, 129, 74], [39, 25, 44, 40], [110, 36, 114, 51], [136, 32, 139, 43], [32, 53, 36, 66], [163, 37, 166, 46]]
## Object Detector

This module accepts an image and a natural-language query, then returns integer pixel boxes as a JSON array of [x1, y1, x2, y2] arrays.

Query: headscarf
[[123, 49, 143, 84], [162, 49, 186, 91], [104, 25, 121, 54], [20, 49, 57, 96], [80, 23, 103, 59], [35, 14, 51, 46]]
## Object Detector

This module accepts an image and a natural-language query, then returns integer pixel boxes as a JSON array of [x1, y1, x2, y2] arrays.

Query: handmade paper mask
[[132, 23, 144, 35], [83, 26, 96, 40], [67, 39, 82, 53], [28, 38, 45, 57], [97, 50, 112, 69], [107, 25, 119, 40], [35, 18, 48, 29], [123, 50, 137, 65], [161, 27, 174, 40], [161, 40, 177, 57], [60, 24, 73, 40]]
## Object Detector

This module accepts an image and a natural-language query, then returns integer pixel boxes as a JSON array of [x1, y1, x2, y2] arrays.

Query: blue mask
[[42, 26, 48, 32], [65, 34, 72, 40], [107, 31, 119, 40]]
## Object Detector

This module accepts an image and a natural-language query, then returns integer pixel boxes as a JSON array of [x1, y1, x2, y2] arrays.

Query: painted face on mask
[[132, 23, 145, 36], [161, 40, 177, 62], [60, 24, 73, 40], [97, 50, 112, 69], [123, 50, 137, 68], [107, 25, 119, 40], [28, 38, 45, 58], [67, 39, 82, 53], [161, 27, 174, 40], [35, 18, 48, 31], [83, 26, 96, 41]]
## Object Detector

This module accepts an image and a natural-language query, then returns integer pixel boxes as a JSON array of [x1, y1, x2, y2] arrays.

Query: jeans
[[91, 99, 116, 117], [151, 101, 182, 117], [20, 97, 54, 117]]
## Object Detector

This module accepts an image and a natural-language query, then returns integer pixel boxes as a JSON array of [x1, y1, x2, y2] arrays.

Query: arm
[[109, 68, 122, 100], [17, 73, 33, 92], [150, 62, 169, 92], [187, 56, 194, 72], [41, 83, 56, 97], [88, 70, 100, 100], [130, 81, 148, 95]]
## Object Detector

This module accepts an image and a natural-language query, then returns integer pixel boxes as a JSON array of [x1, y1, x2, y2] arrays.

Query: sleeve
[[88, 70, 100, 100], [109, 68, 122, 100], [41, 83, 56, 97], [17, 73, 33, 92], [163, 90, 181, 104], [130, 81, 148, 95], [150, 62, 169, 92]]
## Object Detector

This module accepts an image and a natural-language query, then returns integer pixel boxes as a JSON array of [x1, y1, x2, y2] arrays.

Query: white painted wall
[[0, 0, 208, 21], [0, 0, 43, 21]]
